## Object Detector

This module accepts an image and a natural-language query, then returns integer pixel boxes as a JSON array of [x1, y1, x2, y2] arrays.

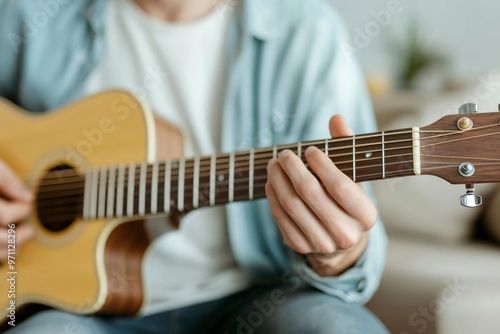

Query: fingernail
[[278, 149, 291, 158], [305, 146, 318, 158]]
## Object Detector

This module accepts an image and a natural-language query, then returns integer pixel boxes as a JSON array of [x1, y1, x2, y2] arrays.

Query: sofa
[[365, 82, 500, 334]]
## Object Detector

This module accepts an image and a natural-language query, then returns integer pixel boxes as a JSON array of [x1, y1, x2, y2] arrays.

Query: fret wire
[[81, 147, 414, 214], [352, 135, 356, 182], [273, 145, 277, 159], [159, 143, 412, 180], [169, 153, 410, 193], [164, 161, 171, 214], [382, 131, 386, 179], [89, 168, 99, 219], [98, 167, 107, 218], [138, 163, 147, 216], [83, 170, 91, 219], [47, 147, 438, 197], [155, 136, 404, 175], [210, 155, 216, 206], [178, 159, 185, 211], [116, 165, 125, 217], [193, 157, 200, 208], [127, 164, 136, 217], [229, 152, 235, 203], [104, 159, 402, 206], [106, 166, 116, 218], [85, 133, 411, 186], [77, 132, 421, 216], [151, 162, 159, 214], [279, 129, 414, 151], [249, 149, 254, 200]]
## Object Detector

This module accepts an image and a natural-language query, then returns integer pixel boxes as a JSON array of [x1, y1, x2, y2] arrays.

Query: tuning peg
[[459, 103, 478, 114], [460, 183, 482, 208]]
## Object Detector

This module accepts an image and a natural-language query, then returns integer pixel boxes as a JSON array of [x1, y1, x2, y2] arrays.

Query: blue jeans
[[7, 285, 388, 334]]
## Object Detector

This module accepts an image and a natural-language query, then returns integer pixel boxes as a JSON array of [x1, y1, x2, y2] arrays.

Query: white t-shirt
[[84, 0, 251, 315]]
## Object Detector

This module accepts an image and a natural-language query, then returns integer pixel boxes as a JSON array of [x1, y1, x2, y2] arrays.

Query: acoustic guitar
[[1, 90, 499, 325]]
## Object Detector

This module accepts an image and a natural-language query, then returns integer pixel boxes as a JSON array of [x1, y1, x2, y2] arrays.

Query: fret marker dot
[[218, 174, 225, 182], [365, 152, 372, 158]]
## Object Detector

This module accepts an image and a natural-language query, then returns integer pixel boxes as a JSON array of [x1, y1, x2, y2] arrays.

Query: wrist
[[306, 233, 368, 277]]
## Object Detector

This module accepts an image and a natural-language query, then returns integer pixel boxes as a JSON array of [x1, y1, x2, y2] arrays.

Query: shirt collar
[[86, 0, 284, 41], [242, 0, 284, 41], [86, 0, 108, 34]]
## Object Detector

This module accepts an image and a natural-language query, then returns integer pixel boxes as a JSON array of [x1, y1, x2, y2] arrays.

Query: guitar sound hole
[[37, 164, 84, 232]]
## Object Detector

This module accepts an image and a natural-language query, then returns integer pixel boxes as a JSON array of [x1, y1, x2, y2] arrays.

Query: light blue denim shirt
[[0, 0, 387, 304]]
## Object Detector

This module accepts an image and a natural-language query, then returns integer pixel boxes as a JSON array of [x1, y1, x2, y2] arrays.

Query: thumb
[[329, 114, 354, 138]]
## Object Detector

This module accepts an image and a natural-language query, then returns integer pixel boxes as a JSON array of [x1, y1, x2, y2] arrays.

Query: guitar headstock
[[419, 103, 500, 207]]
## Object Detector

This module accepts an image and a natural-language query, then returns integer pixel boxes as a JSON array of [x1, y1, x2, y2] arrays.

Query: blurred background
[[328, 0, 500, 333]]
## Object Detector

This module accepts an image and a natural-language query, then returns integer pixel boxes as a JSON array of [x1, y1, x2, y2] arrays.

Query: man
[[0, 0, 388, 332]]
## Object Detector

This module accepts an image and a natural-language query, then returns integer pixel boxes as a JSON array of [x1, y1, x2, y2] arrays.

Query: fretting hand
[[265, 115, 377, 276]]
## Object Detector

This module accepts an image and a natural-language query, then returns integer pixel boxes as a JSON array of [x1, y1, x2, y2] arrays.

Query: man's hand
[[265, 115, 377, 276], [0, 160, 34, 261]]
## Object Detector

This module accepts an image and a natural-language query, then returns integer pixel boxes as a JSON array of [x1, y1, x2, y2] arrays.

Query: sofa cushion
[[372, 177, 494, 243], [483, 187, 500, 242], [367, 236, 500, 334]]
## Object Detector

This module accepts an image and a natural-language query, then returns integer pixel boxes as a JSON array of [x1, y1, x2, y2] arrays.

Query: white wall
[[330, 0, 500, 79]]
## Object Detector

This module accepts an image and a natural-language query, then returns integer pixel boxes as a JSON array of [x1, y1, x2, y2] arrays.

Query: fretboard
[[37, 129, 418, 222]]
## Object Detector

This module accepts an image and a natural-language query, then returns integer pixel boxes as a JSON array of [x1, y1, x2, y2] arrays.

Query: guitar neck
[[36, 128, 418, 222]]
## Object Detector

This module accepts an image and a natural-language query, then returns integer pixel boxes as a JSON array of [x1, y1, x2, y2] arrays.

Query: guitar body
[[0, 90, 182, 320]]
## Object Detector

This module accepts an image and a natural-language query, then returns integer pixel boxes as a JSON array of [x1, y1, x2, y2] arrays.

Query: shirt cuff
[[290, 220, 387, 304]]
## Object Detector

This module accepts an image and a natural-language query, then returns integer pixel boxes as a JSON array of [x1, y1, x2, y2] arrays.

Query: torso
[[83, 0, 251, 315]]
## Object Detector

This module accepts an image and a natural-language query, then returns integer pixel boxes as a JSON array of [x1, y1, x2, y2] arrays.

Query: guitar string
[[37, 160, 500, 223], [36, 150, 416, 195], [35, 132, 415, 182], [36, 122, 500, 222], [37, 152, 500, 202], [36, 127, 500, 195], [32, 124, 500, 220], [37, 149, 500, 200], [36, 123, 500, 183], [37, 156, 500, 205], [40, 154, 500, 198], [38, 158, 500, 222], [37, 158, 500, 214]]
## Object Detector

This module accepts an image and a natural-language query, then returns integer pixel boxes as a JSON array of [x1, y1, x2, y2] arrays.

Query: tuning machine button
[[459, 103, 478, 114], [460, 183, 482, 208]]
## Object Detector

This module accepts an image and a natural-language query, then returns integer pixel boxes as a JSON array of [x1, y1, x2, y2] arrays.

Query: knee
[[261, 292, 388, 334], [308, 301, 388, 334]]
